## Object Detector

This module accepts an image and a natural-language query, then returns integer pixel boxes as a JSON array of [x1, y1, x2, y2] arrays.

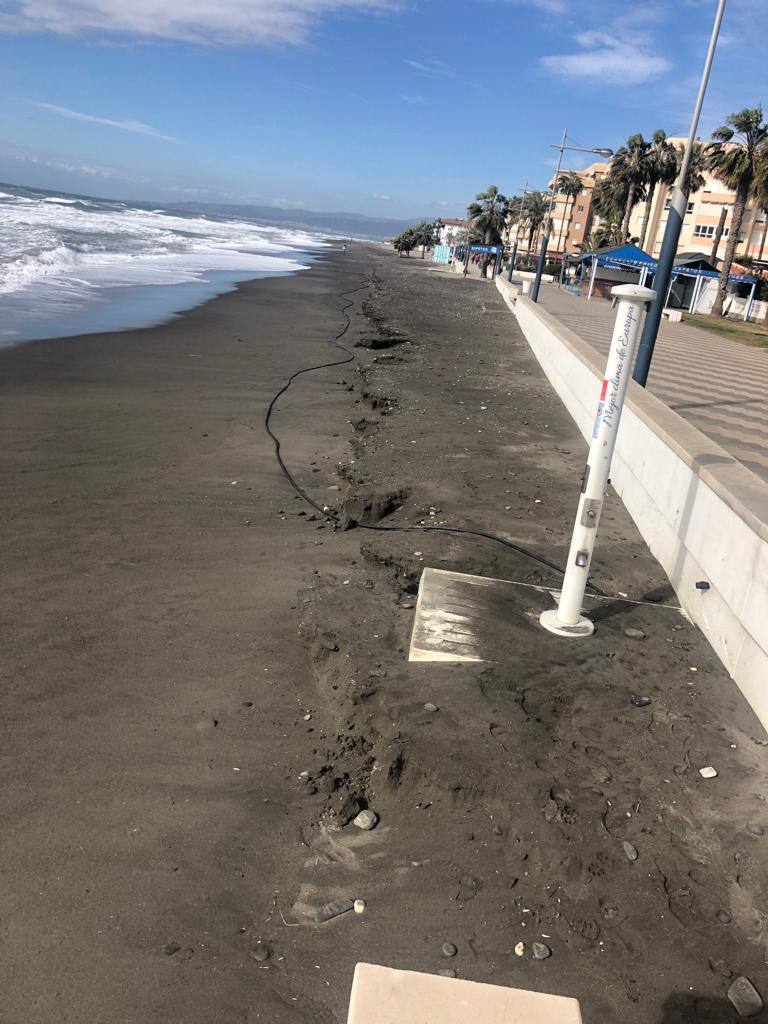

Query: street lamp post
[[530, 133, 613, 303], [632, 0, 727, 386]]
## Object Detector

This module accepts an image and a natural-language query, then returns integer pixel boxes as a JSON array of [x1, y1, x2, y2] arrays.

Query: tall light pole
[[633, 0, 727, 386], [530, 132, 613, 302]]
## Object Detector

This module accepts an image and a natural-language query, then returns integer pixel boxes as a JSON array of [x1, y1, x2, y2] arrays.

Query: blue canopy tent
[[569, 244, 758, 319]]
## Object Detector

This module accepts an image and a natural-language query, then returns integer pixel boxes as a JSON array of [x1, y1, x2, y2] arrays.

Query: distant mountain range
[[164, 201, 420, 241]]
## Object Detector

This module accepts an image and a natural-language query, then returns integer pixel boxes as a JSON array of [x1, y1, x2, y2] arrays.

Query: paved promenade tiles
[[538, 287, 768, 483]]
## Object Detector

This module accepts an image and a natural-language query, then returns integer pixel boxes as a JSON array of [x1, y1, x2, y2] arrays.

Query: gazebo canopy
[[572, 243, 757, 283], [574, 243, 657, 272]]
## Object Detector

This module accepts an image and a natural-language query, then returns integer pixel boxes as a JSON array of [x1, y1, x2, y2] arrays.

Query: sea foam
[[0, 184, 328, 343]]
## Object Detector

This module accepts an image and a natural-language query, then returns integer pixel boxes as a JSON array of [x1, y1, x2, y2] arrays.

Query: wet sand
[[2, 244, 767, 1024], [1, 248, 370, 1022]]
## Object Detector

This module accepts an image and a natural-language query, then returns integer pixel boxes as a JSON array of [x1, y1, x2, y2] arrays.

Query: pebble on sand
[[699, 766, 718, 779], [353, 809, 378, 831], [424, 702, 439, 713], [532, 942, 551, 960], [251, 940, 271, 962], [630, 695, 652, 708], [727, 976, 764, 1018], [514, 942, 525, 957], [438, 969, 457, 978], [624, 628, 646, 640], [622, 841, 639, 862], [354, 899, 366, 914], [441, 943, 458, 958]]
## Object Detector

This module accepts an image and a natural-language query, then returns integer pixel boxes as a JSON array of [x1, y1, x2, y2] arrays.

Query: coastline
[[0, 245, 374, 1022], [0, 243, 335, 349], [2, 243, 767, 1023]]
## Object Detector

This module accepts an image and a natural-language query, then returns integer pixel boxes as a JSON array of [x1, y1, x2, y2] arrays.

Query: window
[[664, 198, 694, 213], [693, 225, 729, 239], [577, 204, 584, 212], [574, 223, 582, 230]]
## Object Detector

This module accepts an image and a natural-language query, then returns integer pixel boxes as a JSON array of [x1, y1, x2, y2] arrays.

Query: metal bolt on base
[[540, 284, 656, 639]]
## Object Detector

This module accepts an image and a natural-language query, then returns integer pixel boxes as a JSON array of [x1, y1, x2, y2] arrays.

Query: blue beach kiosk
[[567, 243, 758, 319]]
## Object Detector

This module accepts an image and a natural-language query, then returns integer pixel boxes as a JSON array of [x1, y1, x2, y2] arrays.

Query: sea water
[[0, 183, 329, 346]]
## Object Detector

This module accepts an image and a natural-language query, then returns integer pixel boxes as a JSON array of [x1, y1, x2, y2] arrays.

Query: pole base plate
[[539, 609, 595, 638]]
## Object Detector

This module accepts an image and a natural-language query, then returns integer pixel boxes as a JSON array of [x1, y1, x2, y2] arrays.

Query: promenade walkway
[[538, 286, 768, 485]]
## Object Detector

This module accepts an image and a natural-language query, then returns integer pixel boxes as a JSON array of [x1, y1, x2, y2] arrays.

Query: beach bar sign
[[468, 244, 502, 255]]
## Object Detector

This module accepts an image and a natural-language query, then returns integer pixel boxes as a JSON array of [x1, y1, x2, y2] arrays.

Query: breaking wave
[[0, 183, 328, 344]]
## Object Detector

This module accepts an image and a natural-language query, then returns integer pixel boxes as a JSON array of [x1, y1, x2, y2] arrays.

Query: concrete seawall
[[497, 278, 768, 729]]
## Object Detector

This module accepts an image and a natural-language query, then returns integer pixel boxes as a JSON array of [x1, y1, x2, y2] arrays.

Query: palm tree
[[638, 130, 678, 251], [574, 218, 623, 255], [755, 153, 768, 261], [411, 219, 437, 258], [679, 140, 708, 197], [517, 190, 547, 264], [553, 171, 583, 257], [393, 229, 417, 257], [707, 106, 768, 316], [710, 206, 730, 264], [591, 176, 625, 247], [467, 185, 509, 277], [609, 133, 650, 242]]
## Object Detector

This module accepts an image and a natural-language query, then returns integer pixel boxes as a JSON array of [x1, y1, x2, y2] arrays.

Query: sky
[[0, 0, 766, 218]]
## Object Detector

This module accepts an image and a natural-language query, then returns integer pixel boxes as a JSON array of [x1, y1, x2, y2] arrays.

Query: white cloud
[[33, 101, 179, 142], [372, 193, 393, 201], [0, 0, 399, 46], [400, 93, 426, 105], [541, 31, 671, 85], [403, 58, 456, 78], [504, 0, 566, 11], [0, 135, 150, 180]]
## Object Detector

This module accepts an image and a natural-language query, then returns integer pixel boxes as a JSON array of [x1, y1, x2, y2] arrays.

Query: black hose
[[264, 268, 606, 597]]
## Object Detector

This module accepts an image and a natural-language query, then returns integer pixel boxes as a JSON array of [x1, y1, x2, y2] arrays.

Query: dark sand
[[2, 245, 767, 1024]]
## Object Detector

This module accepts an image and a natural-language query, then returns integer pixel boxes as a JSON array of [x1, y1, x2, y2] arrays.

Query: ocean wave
[[0, 184, 328, 343], [0, 187, 326, 296]]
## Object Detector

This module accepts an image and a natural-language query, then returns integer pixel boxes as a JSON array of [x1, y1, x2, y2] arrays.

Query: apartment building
[[438, 218, 469, 245], [627, 137, 768, 263], [505, 161, 609, 258]]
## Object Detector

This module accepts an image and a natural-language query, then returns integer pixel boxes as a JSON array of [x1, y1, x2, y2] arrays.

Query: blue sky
[[0, 0, 766, 218]]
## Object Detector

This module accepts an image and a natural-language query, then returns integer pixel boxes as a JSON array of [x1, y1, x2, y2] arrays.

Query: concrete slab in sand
[[347, 963, 582, 1023], [409, 566, 561, 663], [409, 566, 682, 663]]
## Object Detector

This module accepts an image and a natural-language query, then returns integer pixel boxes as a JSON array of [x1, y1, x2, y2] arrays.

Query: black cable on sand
[[264, 266, 606, 597]]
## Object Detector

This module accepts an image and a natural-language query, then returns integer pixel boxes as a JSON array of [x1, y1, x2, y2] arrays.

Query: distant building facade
[[516, 136, 768, 265], [626, 137, 768, 263], [438, 218, 469, 245], [505, 161, 609, 259]]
